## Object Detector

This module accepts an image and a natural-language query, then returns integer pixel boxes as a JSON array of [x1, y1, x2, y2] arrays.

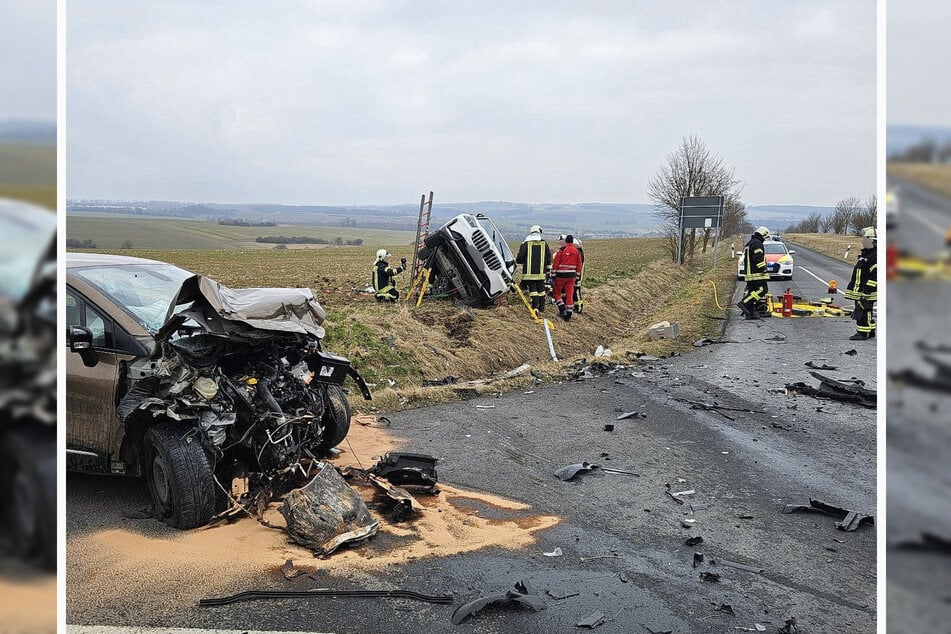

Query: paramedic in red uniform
[[551, 234, 582, 322]]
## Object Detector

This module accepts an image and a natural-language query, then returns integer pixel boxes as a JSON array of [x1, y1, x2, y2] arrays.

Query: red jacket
[[552, 243, 582, 278]]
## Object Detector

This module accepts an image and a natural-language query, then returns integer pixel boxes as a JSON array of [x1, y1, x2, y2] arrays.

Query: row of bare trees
[[647, 135, 750, 263], [784, 195, 876, 235]]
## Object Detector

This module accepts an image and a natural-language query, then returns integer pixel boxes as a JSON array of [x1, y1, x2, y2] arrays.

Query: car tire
[[144, 423, 215, 530], [0, 427, 56, 570], [423, 234, 444, 249], [417, 246, 433, 262], [318, 385, 352, 450]]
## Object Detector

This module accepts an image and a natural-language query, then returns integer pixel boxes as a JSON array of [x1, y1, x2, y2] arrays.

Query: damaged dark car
[[0, 203, 56, 569], [66, 253, 370, 529]]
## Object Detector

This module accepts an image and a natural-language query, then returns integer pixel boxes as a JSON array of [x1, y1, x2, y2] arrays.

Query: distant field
[[0, 143, 56, 209], [888, 162, 951, 199], [67, 215, 417, 249], [783, 233, 858, 263]]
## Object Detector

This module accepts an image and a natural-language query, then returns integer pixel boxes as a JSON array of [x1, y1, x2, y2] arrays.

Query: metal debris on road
[[543, 547, 563, 557], [280, 559, 305, 580], [782, 498, 875, 531], [699, 571, 720, 582], [617, 410, 647, 420], [547, 589, 580, 600], [369, 452, 438, 489], [554, 462, 639, 481], [576, 610, 606, 628], [889, 532, 951, 554], [785, 371, 876, 408], [681, 519, 697, 528], [719, 559, 764, 574], [199, 588, 455, 607], [281, 463, 380, 555], [685, 536, 704, 546], [804, 361, 838, 370], [451, 579, 546, 625], [693, 552, 704, 567], [474, 405, 496, 409], [579, 554, 620, 563]]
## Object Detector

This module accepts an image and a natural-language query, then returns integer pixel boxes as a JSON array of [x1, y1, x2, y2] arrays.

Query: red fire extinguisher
[[886, 241, 898, 280], [782, 288, 793, 317]]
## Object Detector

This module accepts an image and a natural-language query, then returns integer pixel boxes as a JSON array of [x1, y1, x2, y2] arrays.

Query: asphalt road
[[66, 249, 877, 633], [885, 177, 951, 633]]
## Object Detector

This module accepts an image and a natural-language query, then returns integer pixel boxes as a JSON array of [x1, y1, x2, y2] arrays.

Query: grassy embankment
[[80, 236, 738, 412], [889, 162, 951, 199], [0, 143, 56, 210]]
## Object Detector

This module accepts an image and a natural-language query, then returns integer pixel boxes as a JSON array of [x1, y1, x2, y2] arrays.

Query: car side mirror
[[67, 325, 99, 367], [788, 250, 796, 255]]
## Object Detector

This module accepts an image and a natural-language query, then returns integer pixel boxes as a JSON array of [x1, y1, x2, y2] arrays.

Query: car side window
[[67, 287, 113, 348]]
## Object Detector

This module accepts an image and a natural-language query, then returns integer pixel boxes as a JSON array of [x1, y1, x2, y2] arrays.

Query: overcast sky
[[67, 1, 876, 207], [0, 0, 56, 121], [887, 0, 950, 128]]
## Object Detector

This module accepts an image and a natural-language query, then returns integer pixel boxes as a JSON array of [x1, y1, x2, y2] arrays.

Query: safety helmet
[[574, 238, 583, 247], [530, 224, 543, 234], [860, 227, 877, 239], [558, 234, 567, 241], [755, 226, 770, 238], [376, 248, 389, 260]]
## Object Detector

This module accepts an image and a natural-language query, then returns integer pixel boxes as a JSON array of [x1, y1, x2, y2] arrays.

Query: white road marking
[[797, 265, 830, 288], [66, 625, 332, 634], [906, 206, 947, 236]]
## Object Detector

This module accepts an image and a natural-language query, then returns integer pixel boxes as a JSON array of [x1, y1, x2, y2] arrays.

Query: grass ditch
[[77, 238, 738, 413]]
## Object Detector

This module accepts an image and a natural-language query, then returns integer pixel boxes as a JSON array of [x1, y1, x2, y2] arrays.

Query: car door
[[65, 287, 125, 460]]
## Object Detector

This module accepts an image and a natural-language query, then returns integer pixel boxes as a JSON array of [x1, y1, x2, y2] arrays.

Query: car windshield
[[764, 243, 788, 255], [0, 205, 56, 302], [72, 263, 194, 332]]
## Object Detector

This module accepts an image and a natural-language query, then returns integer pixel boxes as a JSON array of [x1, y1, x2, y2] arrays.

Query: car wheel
[[144, 423, 215, 529], [423, 234, 444, 249], [417, 246, 433, 262], [317, 385, 352, 450], [0, 427, 56, 570]]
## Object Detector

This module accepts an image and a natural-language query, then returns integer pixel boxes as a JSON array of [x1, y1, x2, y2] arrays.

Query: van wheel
[[423, 234, 444, 249], [317, 386, 352, 451], [144, 423, 215, 529], [0, 427, 56, 570]]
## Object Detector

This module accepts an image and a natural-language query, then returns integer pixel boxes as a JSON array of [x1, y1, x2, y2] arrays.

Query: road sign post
[[678, 196, 724, 267]]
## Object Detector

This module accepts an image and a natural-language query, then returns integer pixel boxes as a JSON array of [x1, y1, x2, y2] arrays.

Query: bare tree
[[820, 215, 834, 234], [647, 135, 743, 263], [849, 194, 877, 234], [828, 196, 861, 234]]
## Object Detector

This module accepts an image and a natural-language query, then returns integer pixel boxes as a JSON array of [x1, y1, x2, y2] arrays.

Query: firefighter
[[572, 238, 585, 313], [736, 226, 771, 320], [551, 234, 582, 321], [371, 248, 406, 302], [515, 224, 552, 313], [844, 227, 877, 340]]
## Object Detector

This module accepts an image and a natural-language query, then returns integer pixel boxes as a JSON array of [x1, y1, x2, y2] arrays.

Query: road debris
[[711, 602, 735, 615], [719, 559, 764, 574], [199, 587, 454, 607], [804, 361, 838, 370], [579, 554, 620, 563], [543, 547, 563, 557], [685, 536, 704, 546], [422, 375, 458, 386], [693, 552, 704, 567], [785, 371, 876, 408], [617, 411, 647, 420], [681, 519, 697, 528], [890, 354, 951, 393], [844, 349, 857, 356], [603, 423, 615, 431], [699, 571, 720, 582], [576, 610, 606, 628], [369, 452, 438, 489], [281, 463, 380, 555], [451, 579, 546, 625], [889, 532, 951, 554], [547, 589, 580, 600], [554, 462, 640, 481], [365, 473, 424, 521], [279, 559, 305, 580], [781, 616, 800, 633], [665, 482, 694, 504], [782, 498, 875, 531]]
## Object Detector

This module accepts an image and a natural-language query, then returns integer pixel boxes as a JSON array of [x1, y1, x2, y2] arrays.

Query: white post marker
[[544, 319, 558, 361]]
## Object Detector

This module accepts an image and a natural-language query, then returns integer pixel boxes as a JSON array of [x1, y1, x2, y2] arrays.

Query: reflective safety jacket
[[844, 247, 877, 301], [371, 259, 404, 293], [742, 234, 769, 281], [576, 245, 585, 285], [515, 233, 552, 281], [551, 243, 582, 278]]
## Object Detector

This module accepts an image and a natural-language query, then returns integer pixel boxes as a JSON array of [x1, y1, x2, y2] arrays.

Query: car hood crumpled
[[158, 275, 327, 341]]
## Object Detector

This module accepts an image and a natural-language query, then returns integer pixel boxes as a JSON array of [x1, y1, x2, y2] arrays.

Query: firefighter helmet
[[530, 224, 543, 234], [376, 248, 389, 260], [755, 226, 770, 238], [574, 238, 583, 248], [861, 227, 877, 239]]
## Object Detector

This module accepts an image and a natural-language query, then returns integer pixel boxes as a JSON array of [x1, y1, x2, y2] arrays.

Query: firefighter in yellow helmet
[[844, 227, 877, 340], [736, 226, 771, 320], [515, 224, 552, 313], [371, 248, 406, 302]]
